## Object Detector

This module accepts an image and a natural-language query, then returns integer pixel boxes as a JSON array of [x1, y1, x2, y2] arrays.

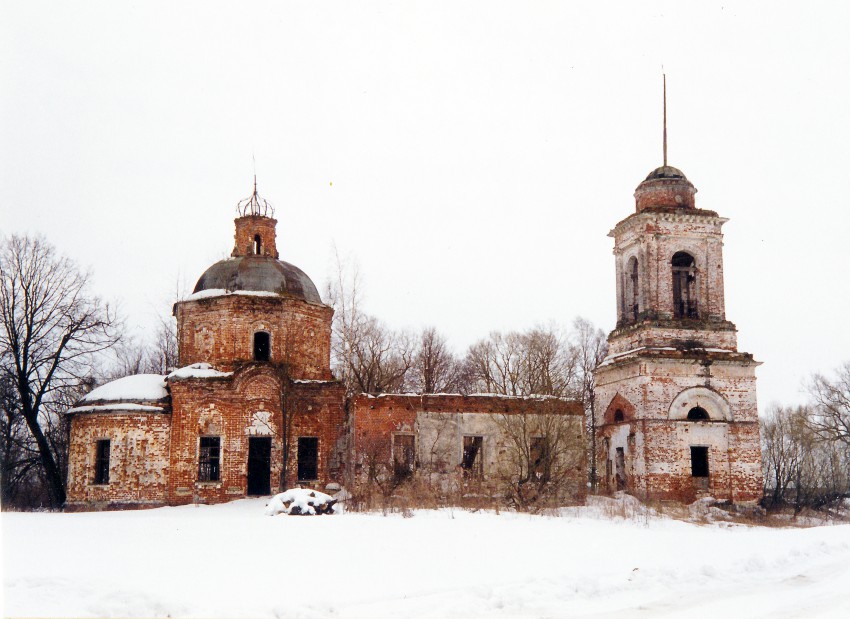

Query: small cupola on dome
[[233, 177, 279, 259], [191, 179, 323, 304], [634, 165, 697, 211]]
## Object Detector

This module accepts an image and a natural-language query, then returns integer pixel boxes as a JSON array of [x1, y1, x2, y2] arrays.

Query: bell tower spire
[[663, 73, 668, 167]]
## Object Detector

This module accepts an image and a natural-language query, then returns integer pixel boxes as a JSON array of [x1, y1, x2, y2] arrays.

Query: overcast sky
[[2, 1, 849, 409]]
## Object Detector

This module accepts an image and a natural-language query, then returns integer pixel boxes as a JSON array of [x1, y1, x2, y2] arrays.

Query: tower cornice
[[608, 208, 728, 238]]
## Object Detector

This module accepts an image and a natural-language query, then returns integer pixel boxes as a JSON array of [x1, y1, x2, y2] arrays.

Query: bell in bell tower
[[593, 77, 763, 504]]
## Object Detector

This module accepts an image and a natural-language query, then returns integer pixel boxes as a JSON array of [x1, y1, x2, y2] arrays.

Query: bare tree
[[410, 327, 462, 393], [761, 403, 850, 512], [325, 250, 415, 394], [0, 235, 119, 506], [493, 401, 585, 511], [463, 325, 579, 397], [570, 317, 608, 490], [760, 405, 803, 507], [806, 362, 850, 446], [104, 315, 177, 380]]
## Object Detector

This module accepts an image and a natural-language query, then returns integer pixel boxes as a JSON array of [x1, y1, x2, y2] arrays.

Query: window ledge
[[195, 482, 222, 488]]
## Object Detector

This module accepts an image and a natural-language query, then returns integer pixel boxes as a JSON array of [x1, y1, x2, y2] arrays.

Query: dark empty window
[[614, 409, 625, 423], [94, 439, 110, 484], [672, 251, 698, 319], [687, 406, 710, 421], [691, 446, 709, 478], [297, 437, 319, 481], [393, 434, 415, 480], [198, 437, 221, 482], [253, 331, 270, 361], [461, 436, 484, 478], [530, 436, 550, 481], [253, 234, 262, 255]]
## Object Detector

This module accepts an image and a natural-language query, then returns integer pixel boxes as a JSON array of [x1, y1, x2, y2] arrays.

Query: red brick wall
[[635, 178, 696, 211], [66, 412, 171, 510], [350, 394, 587, 502], [233, 215, 278, 258], [176, 295, 333, 380], [166, 368, 346, 505]]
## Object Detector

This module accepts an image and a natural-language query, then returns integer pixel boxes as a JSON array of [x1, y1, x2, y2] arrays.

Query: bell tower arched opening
[[671, 251, 698, 319], [626, 256, 639, 322]]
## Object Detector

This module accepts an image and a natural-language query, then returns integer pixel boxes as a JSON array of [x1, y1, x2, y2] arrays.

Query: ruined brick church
[[65, 153, 763, 509]]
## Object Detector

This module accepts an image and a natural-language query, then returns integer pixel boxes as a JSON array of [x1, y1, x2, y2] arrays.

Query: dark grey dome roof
[[644, 166, 689, 181], [193, 256, 323, 304]]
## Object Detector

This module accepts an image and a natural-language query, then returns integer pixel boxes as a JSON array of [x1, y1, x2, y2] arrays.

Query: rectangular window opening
[[253, 332, 270, 362], [393, 434, 415, 480], [461, 436, 484, 478], [530, 436, 549, 481], [198, 436, 221, 482], [297, 437, 319, 482], [94, 439, 110, 484]]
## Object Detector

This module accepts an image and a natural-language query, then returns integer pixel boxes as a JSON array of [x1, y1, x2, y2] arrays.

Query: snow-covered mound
[[265, 488, 338, 516], [81, 373, 168, 403]]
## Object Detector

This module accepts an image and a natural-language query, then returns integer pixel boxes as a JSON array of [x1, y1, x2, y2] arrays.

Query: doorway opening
[[615, 447, 626, 490], [247, 437, 272, 495]]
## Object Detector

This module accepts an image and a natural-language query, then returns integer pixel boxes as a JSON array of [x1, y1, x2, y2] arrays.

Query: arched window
[[253, 331, 270, 361], [627, 257, 639, 321], [687, 406, 709, 421], [614, 409, 625, 423], [671, 251, 698, 318], [253, 234, 262, 255]]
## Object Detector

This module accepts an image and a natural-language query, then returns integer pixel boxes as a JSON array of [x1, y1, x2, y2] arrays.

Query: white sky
[[2, 1, 849, 409]]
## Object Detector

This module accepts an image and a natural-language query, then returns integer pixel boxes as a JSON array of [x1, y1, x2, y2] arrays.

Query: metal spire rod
[[663, 73, 668, 167]]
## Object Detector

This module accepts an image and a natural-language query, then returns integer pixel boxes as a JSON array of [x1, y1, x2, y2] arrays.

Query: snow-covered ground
[[3, 498, 850, 618]]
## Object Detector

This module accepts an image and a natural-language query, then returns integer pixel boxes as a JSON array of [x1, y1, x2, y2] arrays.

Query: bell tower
[[593, 79, 763, 503]]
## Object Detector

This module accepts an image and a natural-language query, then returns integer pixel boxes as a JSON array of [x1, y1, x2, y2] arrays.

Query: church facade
[[64, 187, 586, 510], [64, 157, 763, 510]]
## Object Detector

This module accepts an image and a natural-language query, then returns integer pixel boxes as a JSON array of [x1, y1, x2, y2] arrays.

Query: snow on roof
[[68, 403, 166, 414], [365, 392, 565, 400], [82, 374, 168, 403], [180, 289, 281, 302], [167, 363, 233, 381]]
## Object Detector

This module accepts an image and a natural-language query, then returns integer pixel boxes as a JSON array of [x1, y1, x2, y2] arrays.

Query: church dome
[[643, 165, 689, 181], [193, 255, 323, 304]]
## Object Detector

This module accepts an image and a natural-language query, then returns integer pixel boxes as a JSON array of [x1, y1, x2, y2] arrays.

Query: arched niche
[[234, 367, 282, 401], [604, 393, 636, 425], [668, 386, 732, 422]]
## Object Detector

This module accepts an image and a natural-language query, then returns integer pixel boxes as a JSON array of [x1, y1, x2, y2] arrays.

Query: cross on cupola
[[232, 177, 279, 259]]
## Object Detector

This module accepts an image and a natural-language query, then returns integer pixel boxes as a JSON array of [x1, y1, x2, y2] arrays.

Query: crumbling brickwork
[[351, 394, 587, 503], [233, 215, 279, 258], [65, 412, 171, 511], [176, 295, 333, 379], [165, 368, 346, 506], [594, 166, 763, 504], [66, 167, 764, 511]]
